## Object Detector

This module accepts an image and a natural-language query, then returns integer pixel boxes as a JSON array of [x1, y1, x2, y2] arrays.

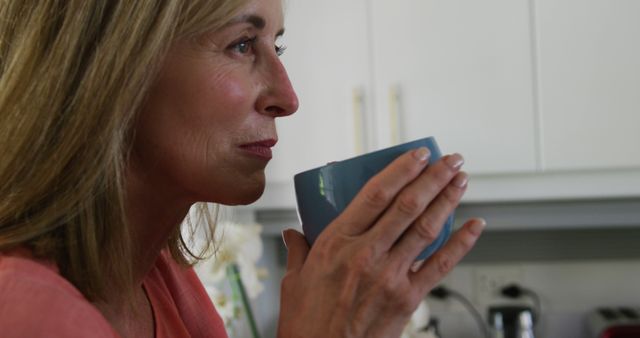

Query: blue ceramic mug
[[293, 137, 454, 261]]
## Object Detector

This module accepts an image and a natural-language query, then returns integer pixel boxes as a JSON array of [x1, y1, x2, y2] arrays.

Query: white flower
[[203, 284, 239, 326], [401, 300, 438, 338], [193, 220, 268, 330], [196, 221, 266, 298]]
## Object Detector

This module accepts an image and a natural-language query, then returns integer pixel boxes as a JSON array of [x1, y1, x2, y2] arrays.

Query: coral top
[[0, 249, 228, 338]]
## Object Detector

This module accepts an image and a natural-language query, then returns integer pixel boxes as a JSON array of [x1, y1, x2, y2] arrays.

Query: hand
[[277, 148, 485, 338]]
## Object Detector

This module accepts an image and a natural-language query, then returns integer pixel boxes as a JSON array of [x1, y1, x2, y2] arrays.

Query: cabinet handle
[[389, 85, 402, 145], [352, 87, 366, 154]]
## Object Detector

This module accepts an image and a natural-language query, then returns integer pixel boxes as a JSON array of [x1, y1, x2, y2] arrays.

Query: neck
[[123, 157, 194, 285], [94, 157, 193, 337]]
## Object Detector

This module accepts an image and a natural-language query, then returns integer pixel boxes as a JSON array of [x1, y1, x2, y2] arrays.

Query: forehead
[[231, 0, 284, 30]]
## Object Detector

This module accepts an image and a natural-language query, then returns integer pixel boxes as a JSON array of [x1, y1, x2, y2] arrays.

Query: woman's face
[[132, 0, 298, 205]]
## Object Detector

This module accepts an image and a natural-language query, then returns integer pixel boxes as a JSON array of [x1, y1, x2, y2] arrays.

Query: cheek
[[132, 61, 263, 203], [168, 71, 250, 165], [155, 66, 252, 145], [188, 67, 255, 132], [213, 72, 251, 109]]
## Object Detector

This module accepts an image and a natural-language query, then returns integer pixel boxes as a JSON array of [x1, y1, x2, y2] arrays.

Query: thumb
[[282, 228, 310, 272]]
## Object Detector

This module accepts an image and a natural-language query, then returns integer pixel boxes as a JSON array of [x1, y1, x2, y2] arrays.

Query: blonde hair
[[0, 0, 249, 302]]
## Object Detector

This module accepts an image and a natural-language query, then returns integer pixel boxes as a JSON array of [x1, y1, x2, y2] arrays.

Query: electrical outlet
[[472, 265, 524, 307], [428, 274, 469, 314]]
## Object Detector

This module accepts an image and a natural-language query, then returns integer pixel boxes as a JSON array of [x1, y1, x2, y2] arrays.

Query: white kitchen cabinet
[[536, 0, 640, 171], [254, 0, 640, 209], [370, 0, 538, 175], [266, 0, 372, 184], [273, 0, 539, 179]]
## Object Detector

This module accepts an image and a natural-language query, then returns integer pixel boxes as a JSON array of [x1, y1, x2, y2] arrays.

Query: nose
[[255, 56, 299, 117]]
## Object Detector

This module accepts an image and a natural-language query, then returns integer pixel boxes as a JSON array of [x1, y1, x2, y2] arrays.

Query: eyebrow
[[226, 14, 285, 37], [231, 14, 265, 29]]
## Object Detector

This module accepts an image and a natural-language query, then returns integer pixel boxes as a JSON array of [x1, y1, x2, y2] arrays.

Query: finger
[[282, 229, 310, 273], [390, 171, 468, 269], [410, 218, 486, 294], [334, 147, 431, 236], [365, 154, 465, 252]]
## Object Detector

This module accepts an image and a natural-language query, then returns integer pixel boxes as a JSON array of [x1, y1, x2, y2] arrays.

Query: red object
[[0, 248, 228, 338], [600, 326, 640, 338]]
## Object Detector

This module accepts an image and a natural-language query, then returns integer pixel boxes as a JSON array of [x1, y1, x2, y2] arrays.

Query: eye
[[229, 36, 256, 55], [275, 43, 287, 56]]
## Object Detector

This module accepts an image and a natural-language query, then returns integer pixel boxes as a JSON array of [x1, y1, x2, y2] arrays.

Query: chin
[[232, 186, 265, 205], [216, 176, 266, 206]]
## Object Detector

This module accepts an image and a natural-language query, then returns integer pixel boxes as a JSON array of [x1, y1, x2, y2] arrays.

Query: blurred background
[[199, 0, 640, 337]]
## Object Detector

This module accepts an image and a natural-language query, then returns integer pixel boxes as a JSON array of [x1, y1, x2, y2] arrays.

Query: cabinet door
[[266, 0, 372, 184], [536, 0, 640, 171], [370, 0, 538, 174]]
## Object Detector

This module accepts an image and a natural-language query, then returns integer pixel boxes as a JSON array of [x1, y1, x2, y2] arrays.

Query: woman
[[0, 0, 484, 337]]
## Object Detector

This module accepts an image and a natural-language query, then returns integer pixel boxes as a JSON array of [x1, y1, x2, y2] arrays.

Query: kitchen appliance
[[488, 305, 535, 338], [587, 307, 640, 338]]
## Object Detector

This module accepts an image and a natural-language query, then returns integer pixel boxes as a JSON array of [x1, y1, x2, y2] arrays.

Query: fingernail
[[281, 229, 291, 249], [445, 153, 464, 169], [413, 147, 430, 162], [468, 218, 486, 236], [452, 172, 469, 188]]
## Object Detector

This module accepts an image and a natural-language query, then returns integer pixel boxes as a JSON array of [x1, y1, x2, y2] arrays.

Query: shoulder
[[150, 250, 210, 297], [0, 253, 118, 338], [146, 249, 219, 316], [144, 250, 228, 338]]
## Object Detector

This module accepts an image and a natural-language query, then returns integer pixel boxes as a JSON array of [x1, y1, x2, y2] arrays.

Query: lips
[[239, 139, 277, 160]]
